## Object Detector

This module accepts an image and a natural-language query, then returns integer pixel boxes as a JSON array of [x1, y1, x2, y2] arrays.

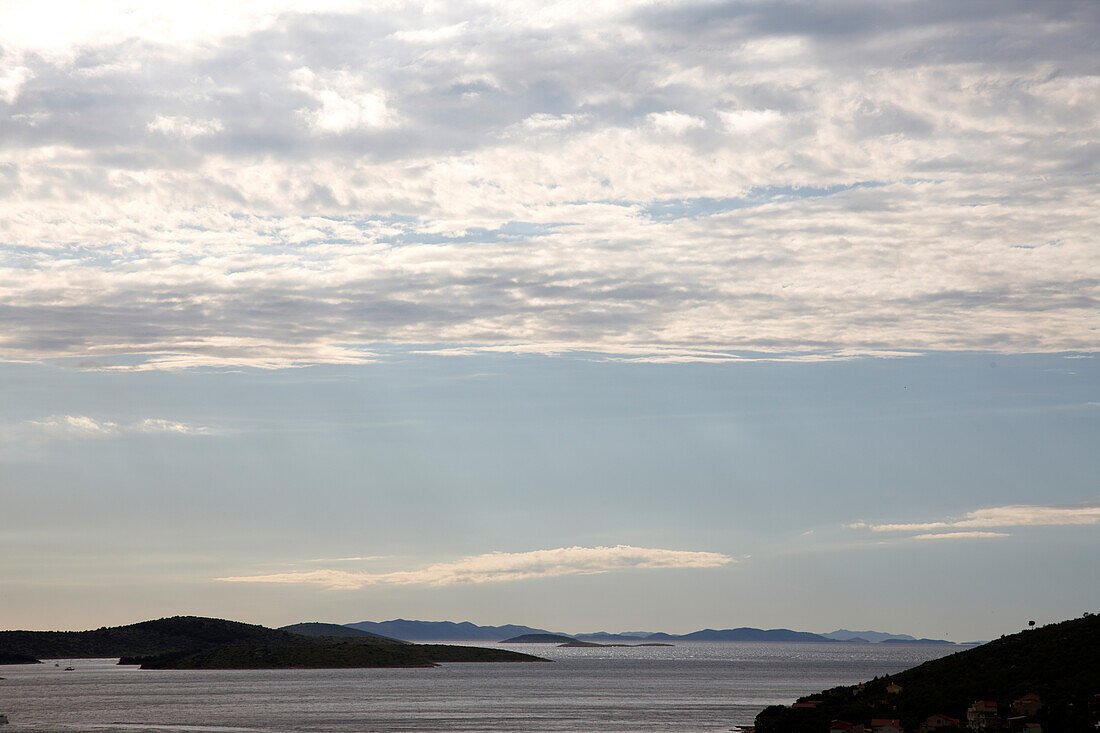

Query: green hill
[[754, 614, 1100, 732], [129, 640, 549, 669]]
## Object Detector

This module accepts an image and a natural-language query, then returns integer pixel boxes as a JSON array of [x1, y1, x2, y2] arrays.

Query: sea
[[0, 642, 962, 733]]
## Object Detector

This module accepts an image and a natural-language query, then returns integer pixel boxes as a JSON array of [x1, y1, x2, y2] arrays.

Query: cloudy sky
[[1, 0, 1097, 640]]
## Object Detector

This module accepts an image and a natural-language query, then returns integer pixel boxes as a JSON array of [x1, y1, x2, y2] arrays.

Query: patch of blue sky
[[0, 243, 139, 267], [376, 220, 563, 246], [640, 181, 891, 221], [239, 215, 562, 249]]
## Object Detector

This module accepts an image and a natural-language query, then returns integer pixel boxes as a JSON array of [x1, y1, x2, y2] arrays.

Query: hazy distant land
[[499, 633, 675, 647], [346, 619, 956, 645], [0, 615, 963, 671]]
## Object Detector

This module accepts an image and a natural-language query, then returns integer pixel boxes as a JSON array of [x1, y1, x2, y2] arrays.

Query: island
[[500, 633, 577, 643], [124, 641, 547, 669], [558, 640, 674, 648], [0, 616, 549, 669]]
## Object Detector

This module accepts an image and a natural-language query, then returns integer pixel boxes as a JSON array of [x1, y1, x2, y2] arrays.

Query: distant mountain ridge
[[822, 628, 914, 642], [822, 629, 954, 644], [574, 632, 650, 642], [278, 622, 403, 643], [346, 619, 567, 642], [646, 627, 836, 642], [500, 634, 576, 644], [344, 620, 955, 644]]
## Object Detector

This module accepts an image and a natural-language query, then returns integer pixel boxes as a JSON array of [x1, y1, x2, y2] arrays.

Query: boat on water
[[0, 712, 10, 725]]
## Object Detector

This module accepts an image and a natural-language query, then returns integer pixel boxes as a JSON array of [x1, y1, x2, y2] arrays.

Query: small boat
[[64, 660, 75, 671], [0, 712, 10, 725]]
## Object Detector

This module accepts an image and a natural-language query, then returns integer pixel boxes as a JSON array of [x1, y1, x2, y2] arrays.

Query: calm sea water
[[0, 642, 961, 733]]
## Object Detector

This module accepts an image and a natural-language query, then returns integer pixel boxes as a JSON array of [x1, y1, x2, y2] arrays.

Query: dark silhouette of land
[[127, 641, 547, 669], [0, 616, 548, 669], [346, 619, 558, 642], [0, 652, 39, 665], [0, 617, 317, 659], [822, 629, 955, 644], [753, 613, 1100, 733], [500, 633, 577, 643], [278, 622, 401, 642], [558, 640, 674, 648]]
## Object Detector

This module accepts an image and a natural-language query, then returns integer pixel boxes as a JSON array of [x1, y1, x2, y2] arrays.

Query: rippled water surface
[[0, 642, 961, 732]]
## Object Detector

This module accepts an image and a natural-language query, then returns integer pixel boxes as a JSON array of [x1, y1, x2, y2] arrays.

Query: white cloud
[[880, 503, 1100, 531], [646, 111, 706, 134], [217, 545, 735, 589], [147, 115, 224, 138], [0, 64, 33, 104], [23, 415, 214, 439], [717, 109, 783, 134], [0, 2, 1097, 368], [27, 414, 119, 438], [851, 503, 1100, 533], [390, 22, 468, 44], [292, 68, 399, 133], [519, 113, 588, 131], [133, 419, 213, 435], [912, 531, 1010, 541], [0, 0, 366, 60]]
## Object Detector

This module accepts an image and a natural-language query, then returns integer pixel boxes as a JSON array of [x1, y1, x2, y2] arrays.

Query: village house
[[829, 721, 866, 733], [870, 718, 905, 733], [886, 683, 903, 695], [920, 712, 960, 731], [967, 700, 1001, 729], [1011, 693, 1042, 717]]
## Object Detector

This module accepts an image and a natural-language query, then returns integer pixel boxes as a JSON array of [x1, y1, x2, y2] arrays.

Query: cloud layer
[[217, 545, 735, 589], [1, 1, 1098, 367], [847, 502, 1100, 543], [23, 414, 212, 439], [911, 531, 1010, 541], [852, 502, 1100, 533]]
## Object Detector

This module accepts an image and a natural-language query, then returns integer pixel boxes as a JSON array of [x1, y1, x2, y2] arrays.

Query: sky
[[0, 0, 1097, 642]]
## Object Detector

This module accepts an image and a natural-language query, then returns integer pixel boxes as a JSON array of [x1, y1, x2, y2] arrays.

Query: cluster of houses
[[739, 689, 1048, 733], [960, 694, 1043, 732], [824, 690, 1046, 732], [822, 696, 1043, 732]]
